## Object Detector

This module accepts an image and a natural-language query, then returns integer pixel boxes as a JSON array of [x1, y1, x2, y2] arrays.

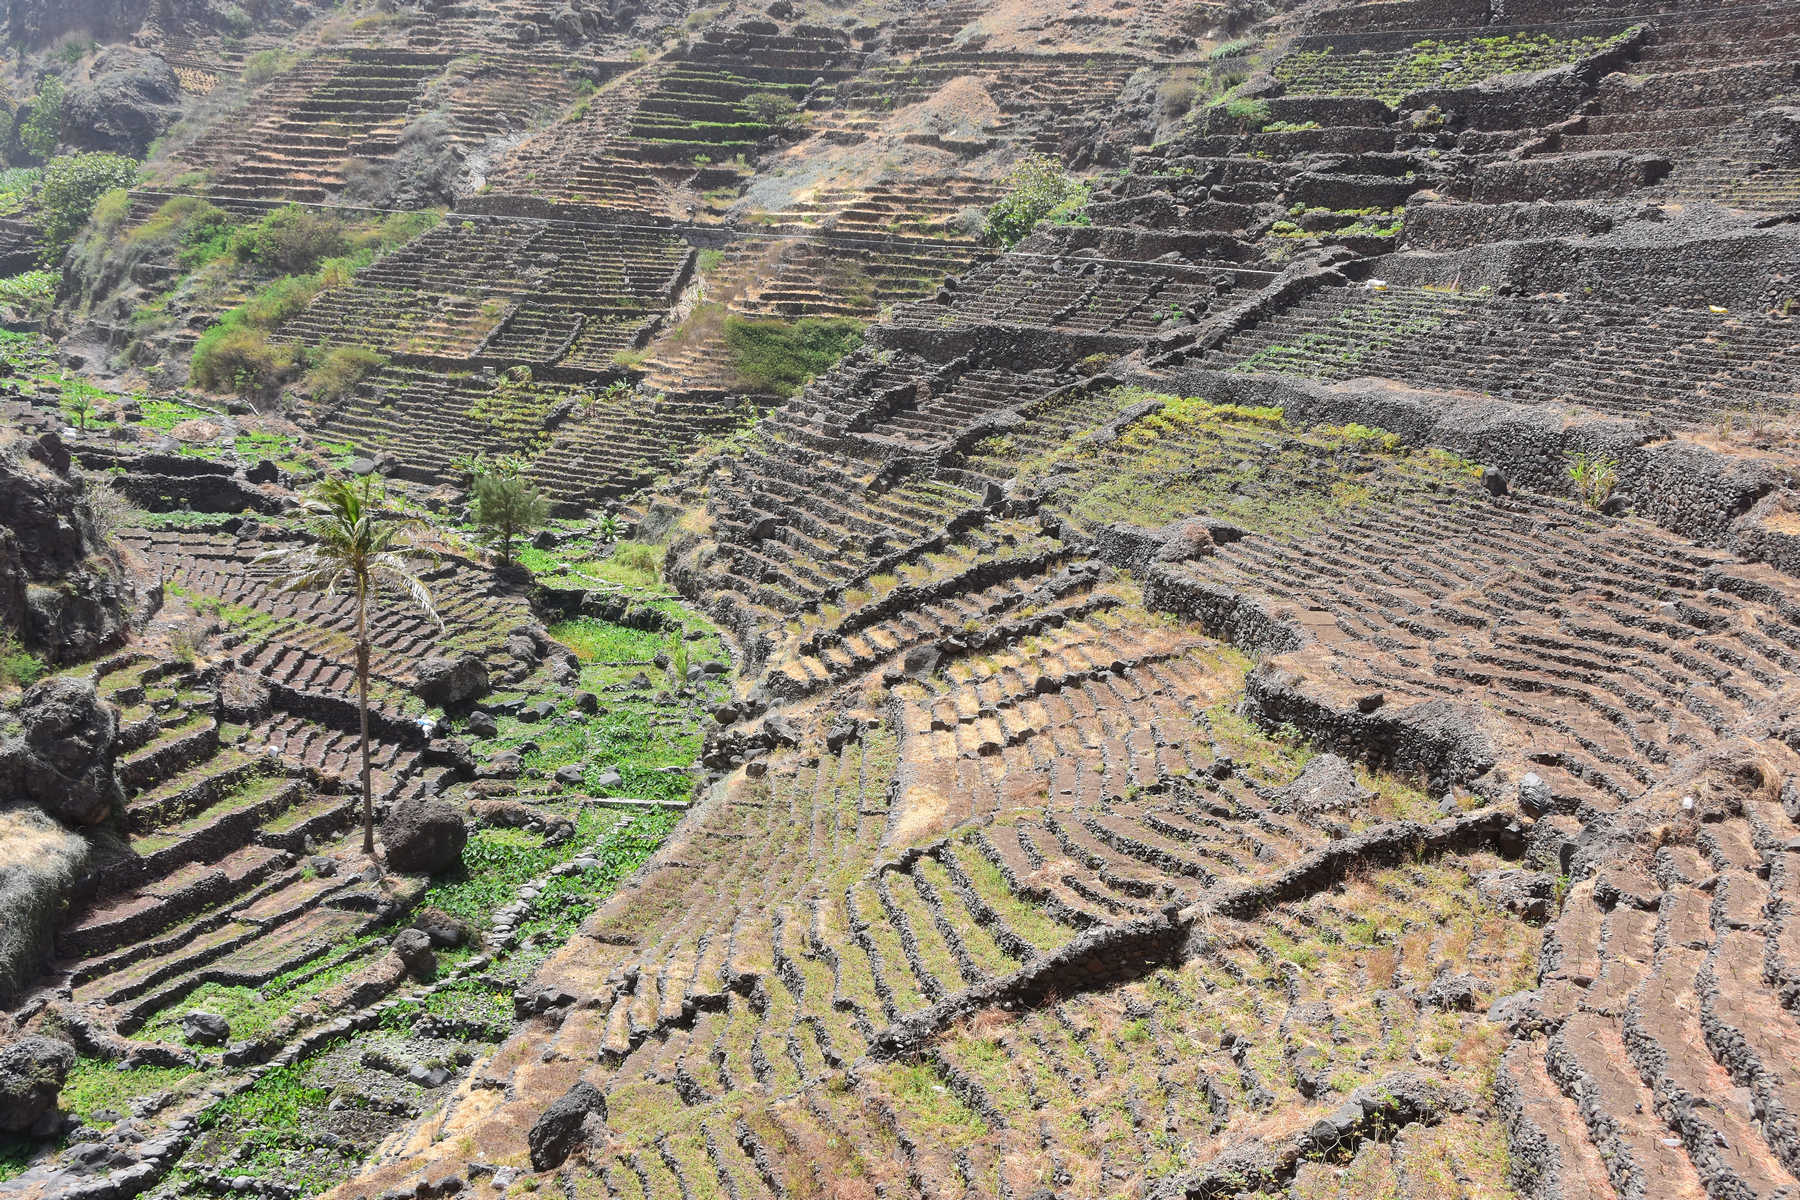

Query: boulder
[[469, 797, 575, 842], [1517, 771, 1554, 817], [391, 928, 437, 979], [0, 676, 125, 827], [413, 653, 490, 708], [0, 1036, 74, 1136], [1423, 971, 1483, 1012], [593, 766, 623, 790], [61, 49, 182, 158], [1475, 869, 1558, 923], [410, 907, 471, 948], [553, 764, 585, 787], [464, 710, 498, 738], [825, 715, 862, 752], [1154, 517, 1217, 562], [528, 1080, 607, 1170], [180, 1011, 230, 1047], [380, 797, 468, 875]]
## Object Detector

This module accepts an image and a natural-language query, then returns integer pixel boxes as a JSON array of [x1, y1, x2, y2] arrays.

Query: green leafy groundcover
[[722, 314, 864, 396], [153, 803, 682, 1195]]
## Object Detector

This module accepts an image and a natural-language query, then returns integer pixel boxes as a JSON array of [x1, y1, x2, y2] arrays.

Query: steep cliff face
[[5, 0, 318, 52], [4, 0, 149, 50], [0, 432, 130, 665]]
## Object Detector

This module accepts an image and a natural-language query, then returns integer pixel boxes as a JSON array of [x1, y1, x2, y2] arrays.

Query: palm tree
[[261, 474, 442, 857]]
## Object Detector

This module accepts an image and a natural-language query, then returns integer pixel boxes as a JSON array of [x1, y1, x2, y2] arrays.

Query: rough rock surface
[[413, 652, 490, 708], [380, 796, 468, 875], [0, 435, 130, 665], [1266, 752, 1367, 815], [0, 676, 124, 828], [0, 1036, 74, 1135], [61, 48, 182, 157], [527, 1081, 606, 1170]]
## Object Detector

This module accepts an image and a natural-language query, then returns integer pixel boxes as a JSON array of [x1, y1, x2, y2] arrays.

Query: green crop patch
[[722, 315, 865, 397], [1275, 29, 1637, 102], [59, 1060, 197, 1129]]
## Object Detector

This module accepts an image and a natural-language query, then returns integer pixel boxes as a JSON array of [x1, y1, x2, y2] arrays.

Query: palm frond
[[374, 560, 444, 631]]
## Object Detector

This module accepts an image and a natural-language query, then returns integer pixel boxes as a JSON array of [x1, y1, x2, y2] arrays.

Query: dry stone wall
[[7, 0, 1800, 1198]]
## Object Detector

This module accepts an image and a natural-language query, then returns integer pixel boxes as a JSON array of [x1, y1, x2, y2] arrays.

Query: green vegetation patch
[[187, 207, 439, 399], [137, 938, 381, 1047], [59, 1060, 197, 1129], [1275, 29, 1637, 103], [989, 387, 1481, 539], [983, 153, 1092, 249], [0, 270, 57, 318], [182, 1063, 359, 1195], [35, 152, 138, 263], [722, 315, 864, 397], [1230, 293, 1455, 378], [0, 1135, 39, 1183]]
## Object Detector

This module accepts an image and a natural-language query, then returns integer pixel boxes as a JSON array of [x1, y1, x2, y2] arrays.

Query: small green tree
[[17, 77, 63, 163], [259, 475, 441, 857], [471, 459, 548, 568], [37, 152, 138, 263], [982, 154, 1091, 250], [62, 379, 93, 431]]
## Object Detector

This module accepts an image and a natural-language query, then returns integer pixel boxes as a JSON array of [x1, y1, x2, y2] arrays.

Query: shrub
[[238, 273, 323, 327], [722, 315, 863, 396], [16, 77, 64, 163], [240, 49, 295, 85], [468, 460, 543, 572], [300, 345, 385, 403], [232, 205, 348, 274], [89, 188, 131, 236], [190, 323, 295, 397], [982, 154, 1091, 250], [36, 152, 138, 263], [315, 253, 366, 289], [1157, 70, 1200, 119], [746, 91, 804, 132], [1216, 96, 1272, 129], [152, 197, 237, 265], [1567, 452, 1619, 511], [0, 630, 46, 689], [1338, 422, 1405, 453]]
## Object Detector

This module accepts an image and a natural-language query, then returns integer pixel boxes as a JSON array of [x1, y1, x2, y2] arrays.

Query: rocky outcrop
[[0, 433, 131, 666], [0, 675, 125, 828], [0, 1035, 75, 1137], [4, 0, 149, 49], [61, 48, 182, 157]]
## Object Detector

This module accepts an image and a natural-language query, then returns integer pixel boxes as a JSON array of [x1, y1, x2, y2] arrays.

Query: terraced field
[[5, 0, 1800, 1198]]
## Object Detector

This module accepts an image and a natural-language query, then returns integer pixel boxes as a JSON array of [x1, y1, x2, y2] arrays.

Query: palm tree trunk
[[357, 581, 374, 858]]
